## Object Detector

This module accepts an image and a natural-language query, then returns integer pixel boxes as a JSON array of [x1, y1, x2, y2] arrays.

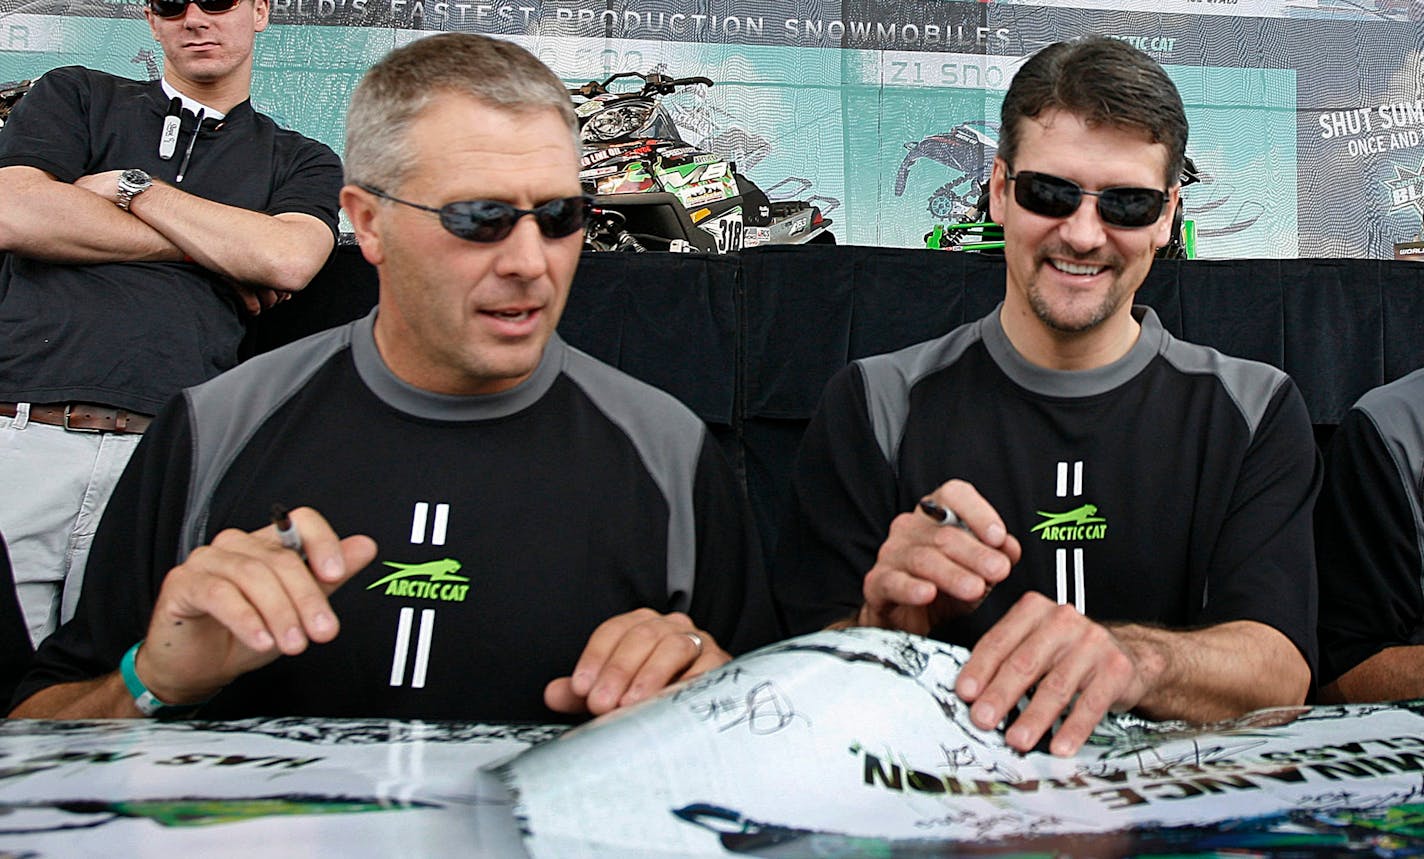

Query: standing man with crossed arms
[[775, 36, 1320, 755], [0, 0, 342, 646]]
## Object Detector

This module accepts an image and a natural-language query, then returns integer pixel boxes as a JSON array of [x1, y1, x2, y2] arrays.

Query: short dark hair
[[998, 36, 1188, 186]]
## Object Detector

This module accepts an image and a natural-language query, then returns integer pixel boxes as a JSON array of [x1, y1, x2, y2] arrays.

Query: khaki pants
[[0, 409, 141, 647]]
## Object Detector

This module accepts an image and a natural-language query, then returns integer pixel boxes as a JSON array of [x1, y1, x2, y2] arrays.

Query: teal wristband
[[119, 640, 208, 718]]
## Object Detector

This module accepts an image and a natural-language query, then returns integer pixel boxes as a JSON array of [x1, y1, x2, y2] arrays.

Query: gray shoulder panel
[[857, 320, 986, 474], [1157, 330, 1290, 441], [559, 345, 708, 610], [180, 318, 357, 558], [1353, 367, 1424, 583]]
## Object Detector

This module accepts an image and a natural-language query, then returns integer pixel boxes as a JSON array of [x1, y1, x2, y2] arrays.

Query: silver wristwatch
[[115, 168, 152, 211]]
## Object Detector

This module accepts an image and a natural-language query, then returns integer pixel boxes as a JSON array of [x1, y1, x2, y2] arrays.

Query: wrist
[[114, 169, 153, 211], [122, 640, 221, 717], [1104, 623, 1170, 711]]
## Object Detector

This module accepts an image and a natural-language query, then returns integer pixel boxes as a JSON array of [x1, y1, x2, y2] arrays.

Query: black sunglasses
[[147, 0, 242, 17], [357, 183, 592, 243], [1006, 170, 1168, 229]]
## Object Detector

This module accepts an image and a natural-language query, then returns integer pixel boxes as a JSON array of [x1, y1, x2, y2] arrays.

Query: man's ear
[[341, 184, 385, 266], [1154, 186, 1181, 249], [987, 158, 1009, 224], [251, 0, 270, 32]]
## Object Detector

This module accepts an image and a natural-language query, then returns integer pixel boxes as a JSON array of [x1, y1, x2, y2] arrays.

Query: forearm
[[9, 674, 143, 719], [1112, 620, 1309, 722], [0, 167, 181, 263], [1320, 646, 1424, 703], [128, 182, 332, 291]]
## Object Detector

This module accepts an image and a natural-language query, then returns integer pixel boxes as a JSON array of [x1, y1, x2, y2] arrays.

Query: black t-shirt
[[774, 306, 1321, 672], [17, 312, 776, 722], [0, 66, 343, 414]]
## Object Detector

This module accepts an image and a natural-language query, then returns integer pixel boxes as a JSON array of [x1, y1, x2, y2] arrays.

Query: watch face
[[121, 169, 151, 186]]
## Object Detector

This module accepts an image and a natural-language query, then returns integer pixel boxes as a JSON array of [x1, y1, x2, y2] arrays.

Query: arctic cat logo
[[366, 558, 470, 602], [1030, 503, 1108, 541]]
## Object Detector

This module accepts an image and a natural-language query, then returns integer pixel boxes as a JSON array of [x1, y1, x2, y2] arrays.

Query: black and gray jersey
[[775, 305, 1320, 672], [19, 310, 773, 721], [1316, 366, 1424, 685]]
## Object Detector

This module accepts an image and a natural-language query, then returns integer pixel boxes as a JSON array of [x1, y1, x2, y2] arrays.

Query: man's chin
[[1029, 290, 1124, 334]]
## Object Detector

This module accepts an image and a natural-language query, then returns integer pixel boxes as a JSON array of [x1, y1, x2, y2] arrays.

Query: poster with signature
[[501, 627, 1424, 858]]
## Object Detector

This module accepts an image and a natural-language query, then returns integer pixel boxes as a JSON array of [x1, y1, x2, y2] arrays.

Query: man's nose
[[492, 215, 552, 280], [1057, 194, 1107, 251]]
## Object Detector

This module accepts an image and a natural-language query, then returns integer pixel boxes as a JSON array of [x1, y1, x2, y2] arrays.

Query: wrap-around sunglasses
[[1006, 169, 1168, 229], [357, 183, 592, 243], [148, 0, 243, 17]]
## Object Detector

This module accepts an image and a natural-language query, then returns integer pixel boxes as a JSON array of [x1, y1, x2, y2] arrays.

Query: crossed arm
[[0, 165, 333, 311], [10, 509, 726, 719], [853, 480, 1310, 757]]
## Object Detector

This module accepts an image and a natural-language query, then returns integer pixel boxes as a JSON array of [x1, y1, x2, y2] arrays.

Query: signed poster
[[7, 633, 1424, 856], [502, 628, 1424, 857]]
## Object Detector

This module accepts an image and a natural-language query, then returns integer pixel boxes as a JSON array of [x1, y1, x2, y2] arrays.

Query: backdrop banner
[[0, 0, 1419, 257]]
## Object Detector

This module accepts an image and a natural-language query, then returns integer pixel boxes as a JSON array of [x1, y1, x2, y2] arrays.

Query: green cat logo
[[367, 558, 470, 602], [1030, 503, 1108, 541]]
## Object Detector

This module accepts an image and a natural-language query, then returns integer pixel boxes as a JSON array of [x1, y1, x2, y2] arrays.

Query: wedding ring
[[683, 631, 705, 659]]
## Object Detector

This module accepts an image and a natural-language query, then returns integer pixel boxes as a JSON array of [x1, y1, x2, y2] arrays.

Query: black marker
[[175, 108, 203, 183], [158, 96, 182, 159], [918, 497, 971, 532], [271, 502, 305, 559]]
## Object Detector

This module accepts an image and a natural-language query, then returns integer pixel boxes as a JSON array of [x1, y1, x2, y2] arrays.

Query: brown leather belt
[[0, 402, 152, 434]]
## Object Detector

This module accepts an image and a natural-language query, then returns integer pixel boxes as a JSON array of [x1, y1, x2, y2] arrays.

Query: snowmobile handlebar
[[569, 72, 714, 99]]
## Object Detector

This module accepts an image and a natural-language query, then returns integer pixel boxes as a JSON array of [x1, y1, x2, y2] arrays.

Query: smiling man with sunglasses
[[775, 36, 1320, 755], [0, 0, 341, 648], [12, 34, 776, 724]]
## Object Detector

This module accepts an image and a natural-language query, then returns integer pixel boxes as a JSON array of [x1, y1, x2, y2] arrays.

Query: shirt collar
[[160, 78, 227, 121]]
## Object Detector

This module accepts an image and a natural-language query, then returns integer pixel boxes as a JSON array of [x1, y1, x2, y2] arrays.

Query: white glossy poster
[[7, 632, 1424, 857], [0, 719, 556, 857], [503, 628, 1424, 857]]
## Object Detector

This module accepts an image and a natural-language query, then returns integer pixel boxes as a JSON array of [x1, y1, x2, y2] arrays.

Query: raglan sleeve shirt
[[689, 433, 783, 654], [773, 365, 898, 635], [13, 393, 782, 710], [1315, 403, 1424, 686], [772, 356, 1322, 677], [1193, 376, 1321, 672]]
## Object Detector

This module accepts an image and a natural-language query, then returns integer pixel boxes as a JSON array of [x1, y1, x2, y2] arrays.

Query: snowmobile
[[570, 71, 832, 253], [0, 80, 32, 129]]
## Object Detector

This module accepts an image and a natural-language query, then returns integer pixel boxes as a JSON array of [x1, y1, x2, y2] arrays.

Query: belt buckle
[[63, 404, 102, 433]]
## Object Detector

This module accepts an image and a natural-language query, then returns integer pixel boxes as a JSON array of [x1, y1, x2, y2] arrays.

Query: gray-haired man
[[13, 33, 775, 722]]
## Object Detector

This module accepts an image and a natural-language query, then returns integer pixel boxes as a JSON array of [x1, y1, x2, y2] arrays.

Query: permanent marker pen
[[175, 108, 203, 183], [918, 497, 972, 532], [270, 502, 305, 559]]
